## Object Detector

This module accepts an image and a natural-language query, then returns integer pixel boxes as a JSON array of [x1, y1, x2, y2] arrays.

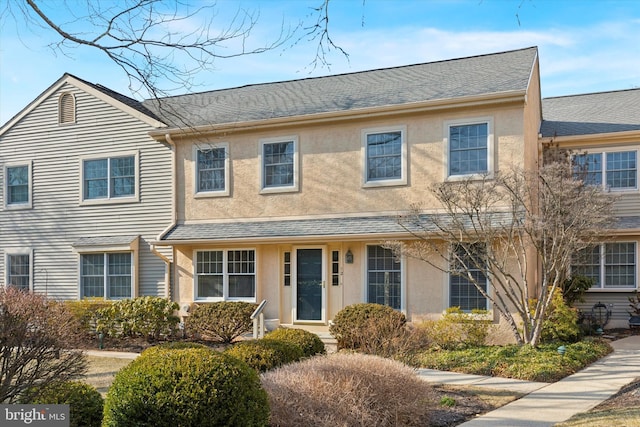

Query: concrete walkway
[[417, 335, 640, 427]]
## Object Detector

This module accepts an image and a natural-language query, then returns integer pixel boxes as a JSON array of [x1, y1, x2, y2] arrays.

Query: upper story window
[[362, 126, 407, 187], [574, 151, 637, 190], [446, 118, 493, 179], [81, 154, 138, 203], [6, 252, 31, 291], [260, 136, 298, 193], [58, 93, 76, 124], [80, 252, 133, 299], [4, 163, 32, 209], [195, 249, 256, 301], [195, 144, 229, 197], [572, 243, 636, 290]]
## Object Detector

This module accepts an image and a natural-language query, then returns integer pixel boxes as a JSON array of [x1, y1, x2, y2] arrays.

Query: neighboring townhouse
[[0, 74, 173, 300], [148, 47, 543, 329], [540, 88, 640, 328]]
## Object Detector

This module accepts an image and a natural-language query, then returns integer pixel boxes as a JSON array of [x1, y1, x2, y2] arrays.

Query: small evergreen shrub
[[540, 289, 581, 343], [266, 328, 325, 358], [149, 341, 210, 351], [186, 302, 257, 343], [103, 347, 269, 427], [261, 353, 434, 426], [561, 275, 595, 306], [95, 297, 180, 341], [329, 303, 406, 350], [25, 381, 103, 427], [225, 339, 304, 372], [64, 299, 113, 337], [417, 307, 493, 350]]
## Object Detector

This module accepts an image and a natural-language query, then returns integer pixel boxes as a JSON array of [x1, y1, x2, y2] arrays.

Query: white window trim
[[259, 136, 299, 194], [446, 244, 491, 311], [79, 151, 140, 205], [193, 248, 258, 302], [574, 150, 638, 193], [3, 161, 33, 210], [444, 117, 494, 181], [78, 251, 137, 300], [584, 242, 638, 291], [4, 249, 33, 291], [193, 143, 230, 198], [361, 125, 408, 188], [362, 244, 406, 313]]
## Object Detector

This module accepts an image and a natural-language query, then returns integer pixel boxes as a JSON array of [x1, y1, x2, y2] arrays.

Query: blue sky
[[1, 0, 639, 125]]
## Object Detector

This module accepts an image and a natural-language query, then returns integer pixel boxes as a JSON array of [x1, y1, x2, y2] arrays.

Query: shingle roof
[[72, 235, 139, 247], [540, 89, 640, 137], [159, 212, 519, 243], [143, 47, 538, 128]]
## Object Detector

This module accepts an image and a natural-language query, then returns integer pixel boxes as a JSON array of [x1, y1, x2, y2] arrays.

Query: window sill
[[587, 288, 637, 292], [4, 203, 32, 210], [80, 196, 139, 206], [260, 186, 298, 195], [194, 190, 230, 198], [362, 179, 407, 188]]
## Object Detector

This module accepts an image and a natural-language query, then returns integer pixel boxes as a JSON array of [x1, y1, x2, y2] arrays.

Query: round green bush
[[267, 328, 326, 357], [225, 339, 304, 372], [26, 381, 103, 427], [103, 347, 269, 427], [186, 301, 257, 343], [148, 341, 211, 351], [329, 303, 406, 350]]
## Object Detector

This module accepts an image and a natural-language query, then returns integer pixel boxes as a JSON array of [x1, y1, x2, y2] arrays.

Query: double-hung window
[[260, 137, 298, 193], [447, 119, 493, 179], [6, 253, 31, 290], [449, 243, 488, 311], [80, 252, 133, 299], [573, 243, 636, 289], [573, 151, 637, 190], [195, 144, 229, 196], [82, 154, 137, 201], [195, 250, 256, 301], [4, 163, 32, 209], [366, 245, 402, 310], [362, 126, 407, 187]]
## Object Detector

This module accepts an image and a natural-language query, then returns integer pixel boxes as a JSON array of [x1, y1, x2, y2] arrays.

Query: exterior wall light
[[345, 249, 354, 264]]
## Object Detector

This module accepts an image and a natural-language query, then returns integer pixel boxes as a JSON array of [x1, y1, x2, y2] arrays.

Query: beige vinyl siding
[[576, 292, 637, 327], [614, 193, 640, 216], [0, 82, 172, 299]]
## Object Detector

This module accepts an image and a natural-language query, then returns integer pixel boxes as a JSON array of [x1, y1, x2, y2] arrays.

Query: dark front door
[[295, 248, 324, 321]]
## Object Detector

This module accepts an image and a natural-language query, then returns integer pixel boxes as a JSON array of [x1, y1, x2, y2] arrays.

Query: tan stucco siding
[[176, 105, 527, 222]]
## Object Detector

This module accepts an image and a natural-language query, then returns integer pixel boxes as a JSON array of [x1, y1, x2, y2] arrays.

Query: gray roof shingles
[[541, 89, 640, 137], [143, 47, 538, 128]]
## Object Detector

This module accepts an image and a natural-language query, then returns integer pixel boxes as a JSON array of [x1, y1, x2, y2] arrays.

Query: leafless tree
[[386, 159, 616, 347], [0, 287, 86, 403], [1, 1, 347, 101]]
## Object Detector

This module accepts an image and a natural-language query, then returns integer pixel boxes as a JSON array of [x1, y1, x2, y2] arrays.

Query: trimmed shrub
[[225, 339, 304, 372], [186, 301, 257, 343], [103, 347, 269, 427], [266, 328, 325, 358], [95, 296, 180, 341], [64, 299, 113, 337], [25, 381, 103, 427], [149, 341, 210, 351], [540, 289, 581, 343], [329, 303, 406, 350], [418, 307, 493, 350], [261, 353, 434, 426]]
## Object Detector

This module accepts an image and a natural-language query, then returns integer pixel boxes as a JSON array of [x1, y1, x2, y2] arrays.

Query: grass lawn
[[82, 356, 134, 395]]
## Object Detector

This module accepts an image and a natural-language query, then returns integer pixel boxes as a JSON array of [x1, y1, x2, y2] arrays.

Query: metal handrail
[[251, 300, 267, 339]]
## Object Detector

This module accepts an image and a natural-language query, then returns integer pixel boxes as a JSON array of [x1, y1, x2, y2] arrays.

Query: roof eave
[[540, 129, 640, 145], [149, 90, 527, 139]]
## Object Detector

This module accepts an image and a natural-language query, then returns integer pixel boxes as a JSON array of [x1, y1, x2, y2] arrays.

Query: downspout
[[150, 132, 177, 299]]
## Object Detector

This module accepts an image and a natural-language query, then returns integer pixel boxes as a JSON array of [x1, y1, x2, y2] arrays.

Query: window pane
[[197, 148, 226, 192], [198, 275, 223, 298], [607, 151, 637, 189], [449, 244, 488, 311], [367, 246, 401, 309], [81, 254, 105, 298], [449, 123, 488, 176], [196, 251, 224, 298], [110, 157, 135, 197], [84, 159, 108, 199], [572, 246, 601, 288], [228, 250, 256, 298], [7, 166, 29, 204], [108, 253, 132, 298], [605, 243, 636, 288], [8, 254, 30, 290], [367, 132, 402, 181], [573, 153, 603, 186], [229, 275, 255, 298], [264, 142, 294, 187]]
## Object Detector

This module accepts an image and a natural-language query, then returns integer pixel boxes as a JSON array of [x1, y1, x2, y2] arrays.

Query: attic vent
[[58, 93, 76, 124]]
